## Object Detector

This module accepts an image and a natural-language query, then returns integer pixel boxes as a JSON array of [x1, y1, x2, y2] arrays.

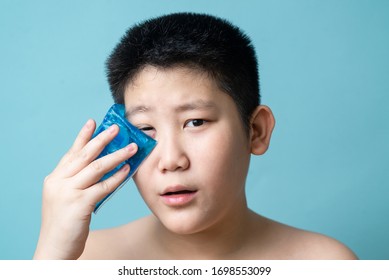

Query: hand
[[33, 119, 137, 259]]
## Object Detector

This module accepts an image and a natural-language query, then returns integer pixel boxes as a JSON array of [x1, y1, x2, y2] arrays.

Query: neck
[[152, 200, 256, 259]]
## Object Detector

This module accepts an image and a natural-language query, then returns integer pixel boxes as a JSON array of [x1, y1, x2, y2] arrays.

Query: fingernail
[[85, 119, 93, 129], [122, 164, 129, 172], [125, 143, 136, 152], [108, 125, 117, 133]]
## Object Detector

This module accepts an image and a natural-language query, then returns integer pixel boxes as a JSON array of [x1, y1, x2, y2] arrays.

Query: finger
[[70, 119, 96, 153], [60, 124, 120, 178], [72, 143, 138, 189], [84, 164, 130, 205], [56, 119, 96, 169]]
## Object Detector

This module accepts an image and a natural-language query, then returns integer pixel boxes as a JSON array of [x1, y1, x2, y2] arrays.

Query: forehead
[[123, 66, 226, 108], [127, 66, 217, 92]]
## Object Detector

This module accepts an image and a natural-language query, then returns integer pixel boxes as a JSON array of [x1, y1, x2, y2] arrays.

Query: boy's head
[[106, 12, 260, 134], [105, 13, 275, 235]]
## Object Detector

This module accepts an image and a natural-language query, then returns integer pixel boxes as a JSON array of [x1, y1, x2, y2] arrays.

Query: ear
[[249, 105, 275, 155]]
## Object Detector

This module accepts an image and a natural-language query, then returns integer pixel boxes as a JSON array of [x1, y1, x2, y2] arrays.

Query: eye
[[185, 119, 206, 128], [139, 126, 156, 138]]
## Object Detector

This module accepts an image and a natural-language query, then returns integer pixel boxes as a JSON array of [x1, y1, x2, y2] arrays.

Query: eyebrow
[[125, 100, 217, 118], [125, 105, 150, 118]]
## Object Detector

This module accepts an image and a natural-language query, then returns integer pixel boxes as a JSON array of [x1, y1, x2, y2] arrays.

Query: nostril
[[156, 137, 190, 172], [158, 152, 190, 172]]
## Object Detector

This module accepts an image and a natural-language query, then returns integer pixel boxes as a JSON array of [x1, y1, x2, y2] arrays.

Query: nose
[[157, 133, 190, 173]]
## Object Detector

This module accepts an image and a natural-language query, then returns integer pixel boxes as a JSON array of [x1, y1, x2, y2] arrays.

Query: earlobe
[[249, 105, 275, 155]]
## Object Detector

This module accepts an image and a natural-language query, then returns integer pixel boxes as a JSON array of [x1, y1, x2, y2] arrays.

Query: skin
[[34, 66, 357, 260], [33, 122, 138, 259]]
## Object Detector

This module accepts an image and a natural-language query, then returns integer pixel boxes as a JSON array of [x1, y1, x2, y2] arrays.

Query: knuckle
[[79, 150, 90, 162], [43, 175, 52, 186], [62, 150, 73, 161], [94, 133, 107, 147], [42, 175, 62, 198], [90, 160, 103, 172], [100, 180, 111, 193], [43, 174, 58, 187], [58, 150, 73, 166]]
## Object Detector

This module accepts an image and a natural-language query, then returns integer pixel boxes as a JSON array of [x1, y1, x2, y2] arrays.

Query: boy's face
[[124, 66, 252, 234]]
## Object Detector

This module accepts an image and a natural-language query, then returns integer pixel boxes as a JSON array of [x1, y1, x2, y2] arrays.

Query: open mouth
[[163, 190, 197, 196], [160, 187, 197, 206]]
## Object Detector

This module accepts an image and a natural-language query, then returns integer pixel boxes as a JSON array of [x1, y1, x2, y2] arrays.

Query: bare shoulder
[[293, 229, 358, 259], [250, 215, 357, 260], [79, 216, 154, 260]]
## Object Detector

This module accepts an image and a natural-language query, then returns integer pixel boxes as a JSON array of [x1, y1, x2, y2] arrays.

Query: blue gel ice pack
[[92, 104, 157, 213]]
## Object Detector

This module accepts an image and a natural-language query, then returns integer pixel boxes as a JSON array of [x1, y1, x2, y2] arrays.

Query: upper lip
[[161, 185, 197, 196]]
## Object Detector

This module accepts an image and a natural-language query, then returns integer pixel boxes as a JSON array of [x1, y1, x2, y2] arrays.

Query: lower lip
[[161, 192, 197, 206]]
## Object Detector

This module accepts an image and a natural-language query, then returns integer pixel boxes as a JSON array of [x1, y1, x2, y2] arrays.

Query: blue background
[[1, 0, 388, 259]]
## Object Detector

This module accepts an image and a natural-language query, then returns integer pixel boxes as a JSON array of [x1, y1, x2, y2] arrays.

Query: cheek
[[132, 161, 156, 201], [192, 127, 251, 187]]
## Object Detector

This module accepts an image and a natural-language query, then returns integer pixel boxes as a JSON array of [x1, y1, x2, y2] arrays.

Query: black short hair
[[106, 12, 260, 133]]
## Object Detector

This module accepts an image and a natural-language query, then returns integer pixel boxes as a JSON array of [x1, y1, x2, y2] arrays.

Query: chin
[[163, 221, 198, 235], [158, 215, 208, 236]]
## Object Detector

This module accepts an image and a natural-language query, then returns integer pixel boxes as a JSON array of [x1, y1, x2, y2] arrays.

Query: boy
[[34, 13, 357, 259]]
